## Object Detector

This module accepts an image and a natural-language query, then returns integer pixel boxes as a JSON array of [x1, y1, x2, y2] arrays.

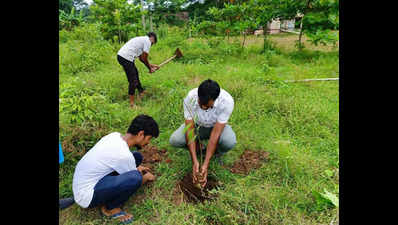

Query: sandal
[[100, 207, 134, 224]]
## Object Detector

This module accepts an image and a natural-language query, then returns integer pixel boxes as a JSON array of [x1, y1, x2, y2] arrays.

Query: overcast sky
[[84, 0, 93, 5], [83, 0, 205, 7]]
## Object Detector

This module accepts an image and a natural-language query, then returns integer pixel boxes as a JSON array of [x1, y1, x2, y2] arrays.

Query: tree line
[[59, 0, 339, 50]]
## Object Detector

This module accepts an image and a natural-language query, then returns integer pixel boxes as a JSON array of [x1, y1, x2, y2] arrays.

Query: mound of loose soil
[[178, 172, 220, 203], [140, 145, 170, 173], [230, 150, 270, 175]]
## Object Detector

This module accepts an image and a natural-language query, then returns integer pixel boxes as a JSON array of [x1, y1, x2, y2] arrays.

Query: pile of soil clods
[[230, 150, 270, 175], [139, 145, 170, 173]]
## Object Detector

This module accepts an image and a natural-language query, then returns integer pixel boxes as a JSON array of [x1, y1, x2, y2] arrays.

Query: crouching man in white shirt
[[72, 114, 159, 224], [169, 79, 237, 188]]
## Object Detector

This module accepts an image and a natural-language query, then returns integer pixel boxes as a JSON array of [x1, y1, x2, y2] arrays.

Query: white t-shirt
[[117, 36, 151, 62], [183, 88, 234, 128], [72, 132, 137, 208]]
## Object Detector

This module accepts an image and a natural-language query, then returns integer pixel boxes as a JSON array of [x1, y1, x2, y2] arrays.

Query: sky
[[83, 0, 205, 7], [84, 0, 93, 5]]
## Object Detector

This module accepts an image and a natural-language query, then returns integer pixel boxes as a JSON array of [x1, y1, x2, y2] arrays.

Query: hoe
[[158, 48, 183, 68]]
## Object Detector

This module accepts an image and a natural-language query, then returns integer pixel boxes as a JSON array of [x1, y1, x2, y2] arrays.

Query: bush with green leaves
[[59, 24, 114, 75], [60, 82, 105, 125], [59, 80, 122, 128], [59, 23, 104, 43], [59, 7, 85, 31], [157, 23, 169, 39]]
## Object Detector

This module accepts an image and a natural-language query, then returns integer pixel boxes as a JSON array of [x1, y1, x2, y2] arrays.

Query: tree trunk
[[298, 20, 304, 50], [242, 32, 246, 47], [263, 25, 268, 52], [141, 0, 146, 33], [298, 0, 312, 50], [118, 29, 121, 44], [150, 13, 153, 32]]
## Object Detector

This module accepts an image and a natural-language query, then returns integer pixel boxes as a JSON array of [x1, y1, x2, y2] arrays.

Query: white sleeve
[[143, 39, 151, 53], [111, 155, 137, 175], [217, 98, 234, 124], [183, 95, 193, 120]]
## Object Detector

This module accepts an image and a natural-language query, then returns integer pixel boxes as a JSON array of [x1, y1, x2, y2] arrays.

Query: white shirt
[[72, 132, 137, 208], [183, 88, 234, 128], [117, 36, 151, 62]]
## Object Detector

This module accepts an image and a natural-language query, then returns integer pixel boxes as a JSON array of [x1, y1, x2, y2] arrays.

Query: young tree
[[249, 0, 280, 52], [196, 2, 256, 46], [277, 0, 339, 50], [59, 7, 86, 30], [90, 0, 143, 42], [60, 0, 88, 13]]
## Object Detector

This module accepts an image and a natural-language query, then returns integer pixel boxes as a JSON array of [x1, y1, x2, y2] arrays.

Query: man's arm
[[185, 119, 200, 183], [199, 122, 226, 187], [203, 122, 226, 167], [139, 52, 153, 71]]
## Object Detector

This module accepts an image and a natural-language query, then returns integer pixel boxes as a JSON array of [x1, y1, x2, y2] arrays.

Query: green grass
[[59, 24, 339, 225]]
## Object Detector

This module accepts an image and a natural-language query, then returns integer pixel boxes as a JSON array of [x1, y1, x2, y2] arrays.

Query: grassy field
[[59, 24, 339, 225]]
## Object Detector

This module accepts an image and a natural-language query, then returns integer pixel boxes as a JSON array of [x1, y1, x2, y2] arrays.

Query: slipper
[[100, 208, 134, 224], [59, 197, 75, 210]]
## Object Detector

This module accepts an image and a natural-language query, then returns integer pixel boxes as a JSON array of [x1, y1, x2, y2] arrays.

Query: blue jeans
[[88, 152, 143, 210]]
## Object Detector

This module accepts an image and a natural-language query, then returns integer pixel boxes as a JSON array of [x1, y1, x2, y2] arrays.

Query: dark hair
[[147, 32, 157, 44], [198, 79, 220, 106], [127, 114, 159, 138]]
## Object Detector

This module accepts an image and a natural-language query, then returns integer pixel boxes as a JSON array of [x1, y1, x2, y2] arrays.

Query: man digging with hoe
[[170, 79, 237, 188], [117, 32, 160, 108]]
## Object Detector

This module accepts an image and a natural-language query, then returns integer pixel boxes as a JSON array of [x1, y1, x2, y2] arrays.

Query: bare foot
[[101, 206, 133, 224], [138, 90, 147, 99]]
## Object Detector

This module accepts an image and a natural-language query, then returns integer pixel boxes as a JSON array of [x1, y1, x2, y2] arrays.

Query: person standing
[[117, 32, 160, 107]]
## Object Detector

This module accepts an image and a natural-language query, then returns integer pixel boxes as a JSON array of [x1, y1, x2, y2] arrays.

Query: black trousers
[[117, 55, 144, 95]]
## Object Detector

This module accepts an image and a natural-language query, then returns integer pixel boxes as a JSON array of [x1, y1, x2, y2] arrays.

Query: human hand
[[144, 172, 156, 182], [199, 165, 208, 188], [192, 162, 200, 184], [137, 165, 151, 174], [149, 64, 159, 73]]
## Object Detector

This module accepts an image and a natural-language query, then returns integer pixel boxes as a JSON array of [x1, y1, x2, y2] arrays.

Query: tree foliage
[[277, 0, 339, 49], [90, 0, 143, 43], [60, 7, 86, 30], [59, 0, 89, 14]]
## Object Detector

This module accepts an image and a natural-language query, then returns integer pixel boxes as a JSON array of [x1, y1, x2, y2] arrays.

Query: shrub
[[59, 25, 114, 75]]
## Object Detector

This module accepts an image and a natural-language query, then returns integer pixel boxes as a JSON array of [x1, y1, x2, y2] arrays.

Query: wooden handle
[[159, 55, 177, 67]]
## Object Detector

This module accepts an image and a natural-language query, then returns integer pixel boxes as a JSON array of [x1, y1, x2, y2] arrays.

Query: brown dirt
[[125, 145, 171, 207], [171, 184, 185, 206], [139, 145, 170, 173], [178, 172, 220, 203], [230, 150, 270, 175]]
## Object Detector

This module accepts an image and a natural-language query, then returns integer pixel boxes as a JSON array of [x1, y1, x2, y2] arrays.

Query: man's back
[[72, 132, 136, 208], [117, 36, 151, 62]]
